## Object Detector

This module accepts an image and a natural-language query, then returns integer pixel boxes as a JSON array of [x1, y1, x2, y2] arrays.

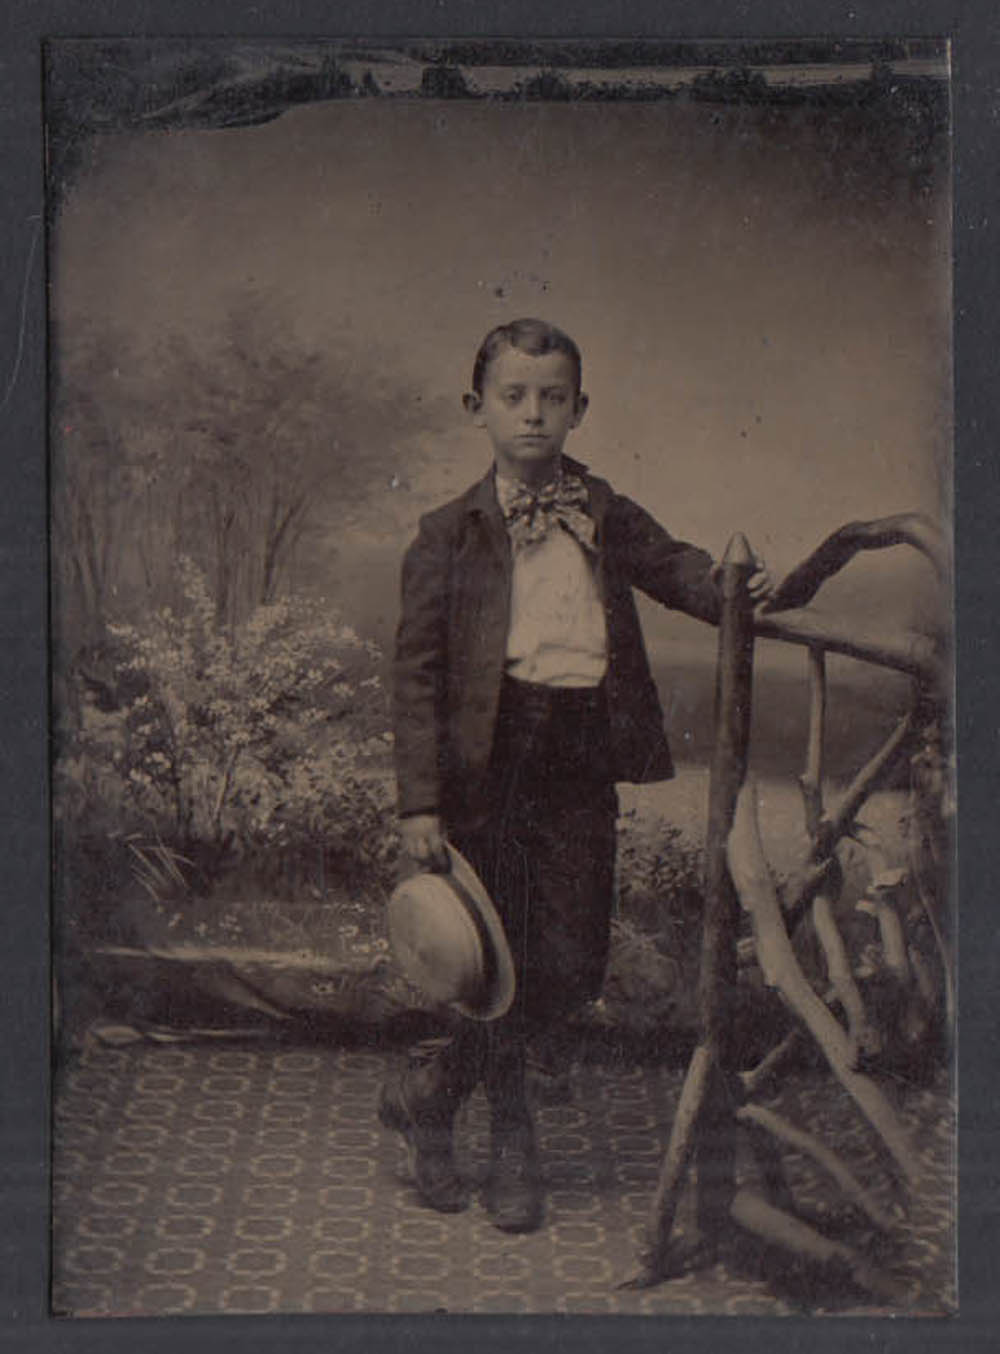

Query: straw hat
[[387, 842, 516, 1021]]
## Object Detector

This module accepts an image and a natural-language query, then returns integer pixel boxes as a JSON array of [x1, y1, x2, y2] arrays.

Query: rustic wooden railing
[[627, 513, 950, 1301]]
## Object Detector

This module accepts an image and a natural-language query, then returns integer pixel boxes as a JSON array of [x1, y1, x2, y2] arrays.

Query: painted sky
[[52, 93, 951, 666]]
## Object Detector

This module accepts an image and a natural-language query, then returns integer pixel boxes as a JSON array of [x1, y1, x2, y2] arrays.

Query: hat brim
[[388, 842, 516, 1022], [442, 842, 516, 1021]]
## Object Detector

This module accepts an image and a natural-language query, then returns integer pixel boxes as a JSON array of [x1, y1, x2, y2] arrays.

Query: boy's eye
[[497, 387, 568, 406]]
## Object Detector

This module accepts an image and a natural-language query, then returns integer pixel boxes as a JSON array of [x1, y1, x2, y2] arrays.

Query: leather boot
[[378, 1029, 483, 1213], [483, 1036, 544, 1233]]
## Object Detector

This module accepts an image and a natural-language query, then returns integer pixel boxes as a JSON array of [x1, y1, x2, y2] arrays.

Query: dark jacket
[[393, 455, 721, 827]]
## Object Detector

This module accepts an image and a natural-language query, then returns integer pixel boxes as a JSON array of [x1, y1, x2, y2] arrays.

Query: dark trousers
[[451, 675, 619, 1045]]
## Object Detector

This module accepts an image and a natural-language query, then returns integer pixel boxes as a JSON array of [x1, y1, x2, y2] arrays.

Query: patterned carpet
[[51, 1040, 955, 1318]]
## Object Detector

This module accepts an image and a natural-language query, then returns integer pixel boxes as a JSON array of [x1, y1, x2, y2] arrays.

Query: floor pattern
[[51, 1042, 955, 1318]]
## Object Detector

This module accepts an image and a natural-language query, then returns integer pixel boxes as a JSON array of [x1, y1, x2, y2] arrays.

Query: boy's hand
[[400, 813, 450, 872], [711, 554, 774, 607], [747, 560, 774, 607]]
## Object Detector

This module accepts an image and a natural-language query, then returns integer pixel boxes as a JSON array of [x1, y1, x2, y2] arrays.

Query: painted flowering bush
[[602, 811, 707, 1034], [55, 559, 398, 909]]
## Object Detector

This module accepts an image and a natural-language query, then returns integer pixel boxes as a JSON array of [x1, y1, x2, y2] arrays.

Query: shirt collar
[[461, 454, 592, 526]]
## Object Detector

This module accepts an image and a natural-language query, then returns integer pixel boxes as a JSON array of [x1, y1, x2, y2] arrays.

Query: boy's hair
[[471, 318, 582, 396]]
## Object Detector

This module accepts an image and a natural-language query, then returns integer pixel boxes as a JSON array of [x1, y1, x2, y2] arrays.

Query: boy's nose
[[523, 395, 543, 423]]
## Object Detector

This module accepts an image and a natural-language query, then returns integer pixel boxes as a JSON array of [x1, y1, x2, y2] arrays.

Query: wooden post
[[694, 532, 757, 1241], [630, 534, 757, 1286]]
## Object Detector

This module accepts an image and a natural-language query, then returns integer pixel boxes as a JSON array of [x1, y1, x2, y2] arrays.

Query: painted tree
[[52, 293, 447, 658]]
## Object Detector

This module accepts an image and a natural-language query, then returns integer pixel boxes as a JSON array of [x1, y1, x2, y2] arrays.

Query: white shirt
[[503, 510, 608, 688]]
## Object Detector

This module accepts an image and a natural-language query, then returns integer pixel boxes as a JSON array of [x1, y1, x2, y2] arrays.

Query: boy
[[381, 318, 770, 1233]]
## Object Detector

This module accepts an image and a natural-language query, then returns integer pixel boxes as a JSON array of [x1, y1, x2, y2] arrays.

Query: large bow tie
[[497, 473, 596, 553]]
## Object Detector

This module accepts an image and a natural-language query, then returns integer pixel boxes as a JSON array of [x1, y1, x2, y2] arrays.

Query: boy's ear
[[462, 391, 485, 426], [572, 392, 589, 426]]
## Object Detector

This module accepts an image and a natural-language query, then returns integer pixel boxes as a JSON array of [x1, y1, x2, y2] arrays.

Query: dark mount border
[[43, 38, 951, 220], [3, 4, 996, 1354]]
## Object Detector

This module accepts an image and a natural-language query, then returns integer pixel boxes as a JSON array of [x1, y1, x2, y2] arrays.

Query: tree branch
[[730, 1189, 908, 1303], [739, 1027, 802, 1097], [780, 713, 916, 934], [727, 781, 922, 1188], [800, 646, 826, 838], [816, 712, 915, 859], [811, 892, 875, 1064], [742, 1114, 797, 1213], [736, 1104, 897, 1232], [753, 608, 941, 684], [762, 512, 947, 614]]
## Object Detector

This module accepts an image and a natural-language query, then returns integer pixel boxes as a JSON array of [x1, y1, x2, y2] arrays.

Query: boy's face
[[463, 346, 588, 481]]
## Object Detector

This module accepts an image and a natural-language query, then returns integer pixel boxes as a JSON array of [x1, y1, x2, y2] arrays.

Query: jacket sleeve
[[606, 493, 722, 626], [393, 514, 451, 817]]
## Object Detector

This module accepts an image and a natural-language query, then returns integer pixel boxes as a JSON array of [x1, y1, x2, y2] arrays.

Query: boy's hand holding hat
[[400, 813, 450, 872], [388, 841, 516, 1021]]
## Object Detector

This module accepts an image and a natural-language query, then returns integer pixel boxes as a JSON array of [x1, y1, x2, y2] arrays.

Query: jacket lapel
[[562, 454, 611, 603], [563, 454, 610, 543], [463, 467, 511, 568]]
